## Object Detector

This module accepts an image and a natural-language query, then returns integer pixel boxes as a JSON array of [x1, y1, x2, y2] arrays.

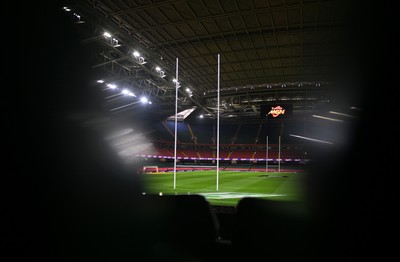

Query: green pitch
[[142, 170, 303, 206]]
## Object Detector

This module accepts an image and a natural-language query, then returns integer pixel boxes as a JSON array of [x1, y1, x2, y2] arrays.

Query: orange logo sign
[[267, 106, 285, 117]]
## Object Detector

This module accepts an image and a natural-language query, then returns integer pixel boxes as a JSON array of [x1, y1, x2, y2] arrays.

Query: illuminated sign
[[260, 104, 293, 119], [267, 106, 285, 118]]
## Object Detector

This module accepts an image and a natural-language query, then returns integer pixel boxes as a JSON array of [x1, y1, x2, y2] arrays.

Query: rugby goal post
[[142, 166, 159, 173]]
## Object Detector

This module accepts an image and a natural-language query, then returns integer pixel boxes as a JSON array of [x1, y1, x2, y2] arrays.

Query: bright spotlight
[[199, 114, 204, 118], [97, 80, 104, 83], [107, 84, 117, 89], [140, 97, 148, 103], [103, 32, 112, 38], [121, 89, 130, 95], [133, 51, 140, 57], [139, 56, 146, 64], [186, 88, 190, 92], [112, 38, 120, 47], [155, 66, 161, 72]]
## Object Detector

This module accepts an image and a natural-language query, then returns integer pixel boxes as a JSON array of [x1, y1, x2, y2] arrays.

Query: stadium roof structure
[[62, 0, 363, 122]]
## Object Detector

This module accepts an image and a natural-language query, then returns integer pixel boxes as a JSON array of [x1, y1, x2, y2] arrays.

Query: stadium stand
[[235, 123, 259, 144], [148, 121, 174, 142], [164, 121, 193, 143], [258, 122, 282, 144], [230, 150, 254, 159], [135, 120, 310, 165], [189, 123, 213, 144], [219, 124, 239, 144]]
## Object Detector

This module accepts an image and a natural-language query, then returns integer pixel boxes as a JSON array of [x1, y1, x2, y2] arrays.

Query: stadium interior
[[15, 1, 394, 261]]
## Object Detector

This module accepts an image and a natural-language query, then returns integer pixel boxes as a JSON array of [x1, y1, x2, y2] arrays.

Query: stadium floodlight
[[107, 84, 117, 89], [103, 32, 112, 38], [172, 78, 180, 87], [97, 80, 104, 83], [112, 38, 120, 47], [138, 56, 146, 64], [121, 89, 130, 95], [110, 97, 148, 111], [73, 12, 85, 24], [156, 67, 165, 77], [120, 89, 135, 97], [132, 51, 145, 64]]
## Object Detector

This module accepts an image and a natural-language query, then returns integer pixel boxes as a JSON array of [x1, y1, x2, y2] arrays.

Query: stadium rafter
[[63, 0, 354, 120]]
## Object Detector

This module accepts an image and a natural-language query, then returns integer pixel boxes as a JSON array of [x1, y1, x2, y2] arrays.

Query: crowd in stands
[[138, 121, 308, 163]]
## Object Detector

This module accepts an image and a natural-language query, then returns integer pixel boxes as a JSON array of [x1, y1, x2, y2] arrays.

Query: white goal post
[[142, 166, 159, 173]]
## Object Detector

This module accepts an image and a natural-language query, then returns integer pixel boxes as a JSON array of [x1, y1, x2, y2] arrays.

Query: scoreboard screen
[[260, 104, 293, 119]]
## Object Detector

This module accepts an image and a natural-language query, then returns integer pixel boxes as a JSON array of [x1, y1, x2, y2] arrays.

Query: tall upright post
[[216, 54, 220, 191], [278, 135, 281, 172], [266, 136, 269, 173], [173, 58, 178, 190]]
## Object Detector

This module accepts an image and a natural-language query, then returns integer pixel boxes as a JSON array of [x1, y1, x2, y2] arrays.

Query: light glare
[[121, 89, 130, 95], [289, 134, 333, 145], [107, 84, 117, 89], [312, 115, 344, 122]]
